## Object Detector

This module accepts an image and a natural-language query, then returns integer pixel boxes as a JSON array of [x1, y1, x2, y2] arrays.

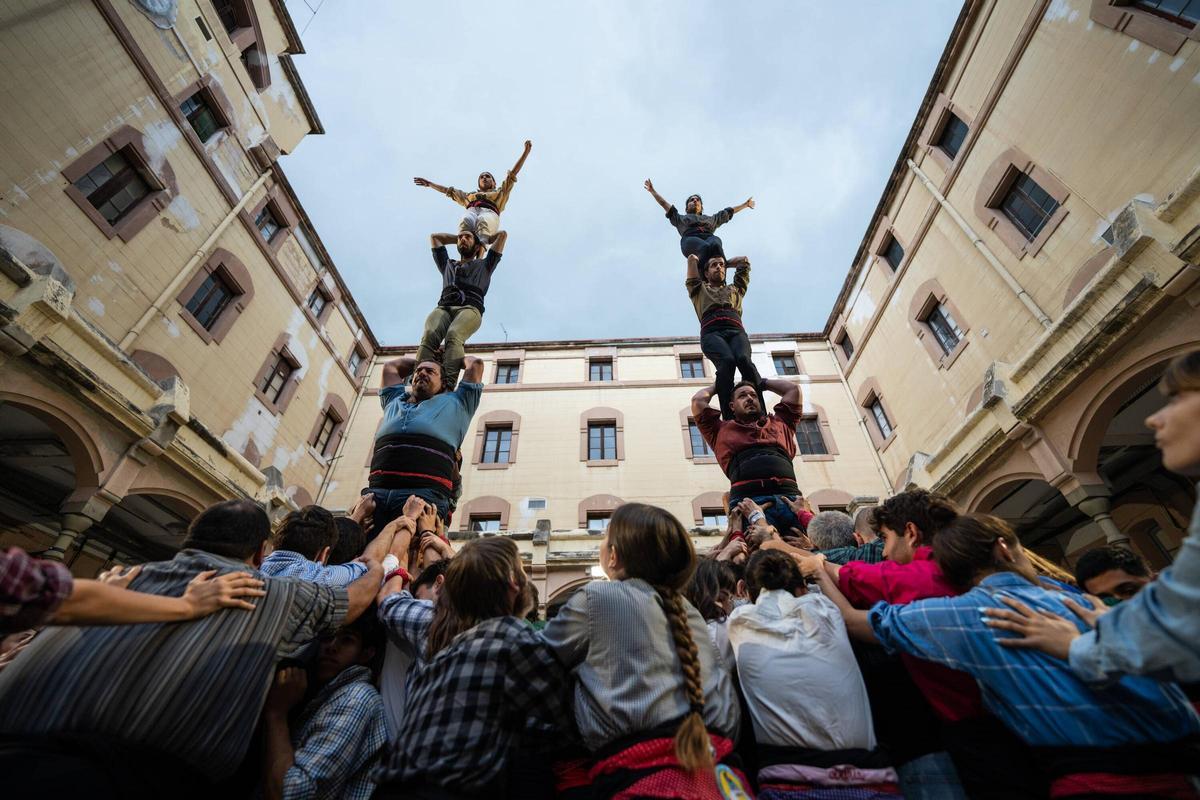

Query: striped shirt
[[260, 549, 369, 587], [0, 549, 348, 779]]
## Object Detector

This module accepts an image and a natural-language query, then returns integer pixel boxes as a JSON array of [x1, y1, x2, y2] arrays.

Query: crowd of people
[[0, 158, 1197, 799], [0, 348, 1194, 799]]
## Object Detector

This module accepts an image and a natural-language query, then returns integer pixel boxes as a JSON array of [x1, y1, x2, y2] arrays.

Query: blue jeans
[[738, 494, 800, 532], [896, 751, 968, 800], [366, 487, 450, 528]]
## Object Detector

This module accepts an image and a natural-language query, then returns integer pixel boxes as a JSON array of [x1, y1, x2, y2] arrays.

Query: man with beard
[[692, 377, 804, 532], [416, 229, 506, 388], [366, 355, 484, 529]]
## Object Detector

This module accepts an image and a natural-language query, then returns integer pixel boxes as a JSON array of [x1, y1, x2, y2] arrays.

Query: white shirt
[[727, 589, 876, 750], [379, 642, 414, 742]]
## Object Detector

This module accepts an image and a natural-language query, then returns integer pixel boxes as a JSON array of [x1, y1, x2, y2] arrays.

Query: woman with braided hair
[[541, 503, 745, 799]]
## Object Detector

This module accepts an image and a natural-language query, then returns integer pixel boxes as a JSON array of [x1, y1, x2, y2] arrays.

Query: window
[[72, 150, 151, 227], [870, 399, 894, 440], [260, 352, 296, 404], [347, 347, 364, 376], [589, 358, 613, 382], [702, 510, 728, 528], [680, 356, 705, 378], [482, 425, 512, 464], [1135, 0, 1199, 27], [180, 91, 222, 143], [255, 205, 282, 242], [470, 515, 501, 533], [838, 333, 855, 361], [999, 173, 1061, 242], [312, 410, 339, 455], [795, 417, 828, 456], [587, 513, 611, 533], [210, 0, 239, 33], [936, 112, 968, 160], [923, 301, 964, 355], [495, 361, 520, 384], [588, 422, 617, 460], [184, 271, 235, 331], [772, 354, 799, 375], [881, 236, 905, 272], [527, 498, 547, 511], [306, 287, 329, 319], [688, 421, 712, 457]]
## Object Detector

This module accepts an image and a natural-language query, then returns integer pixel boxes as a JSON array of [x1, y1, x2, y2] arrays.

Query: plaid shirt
[[260, 550, 368, 587], [821, 537, 884, 566], [869, 571, 1200, 747], [373, 603, 571, 792], [1, 547, 72, 634], [282, 665, 387, 800]]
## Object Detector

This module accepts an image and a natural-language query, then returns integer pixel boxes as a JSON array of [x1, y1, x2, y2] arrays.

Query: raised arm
[[644, 179, 672, 213], [761, 376, 801, 408], [691, 383, 717, 418], [732, 197, 755, 214], [413, 177, 449, 194], [510, 140, 532, 176], [430, 233, 457, 247], [382, 357, 415, 388], [686, 253, 701, 282], [461, 355, 485, 385], [489, 230, 508, 255]]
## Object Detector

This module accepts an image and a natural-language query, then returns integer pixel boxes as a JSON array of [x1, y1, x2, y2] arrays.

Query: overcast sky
[[280, 1, 961, 346]]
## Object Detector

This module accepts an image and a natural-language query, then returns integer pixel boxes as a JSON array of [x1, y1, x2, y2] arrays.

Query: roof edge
[[376, 331, 828, 355], [278, 53, 324, 135], [821, 0, 979, 336]]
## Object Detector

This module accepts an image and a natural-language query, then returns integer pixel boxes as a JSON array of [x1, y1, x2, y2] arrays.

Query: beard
[[456, 241, 476, 259]]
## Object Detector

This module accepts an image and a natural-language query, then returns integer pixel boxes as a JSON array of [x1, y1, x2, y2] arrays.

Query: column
[[43, 512, 96, 562]]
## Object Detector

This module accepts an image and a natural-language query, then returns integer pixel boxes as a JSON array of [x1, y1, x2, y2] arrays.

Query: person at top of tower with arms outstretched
[[644, 178, 753, 267], [414, 140, 531, 245]]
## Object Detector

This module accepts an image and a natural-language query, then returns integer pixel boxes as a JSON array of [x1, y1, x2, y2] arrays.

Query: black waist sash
[[369, 433, 458, 493], [700, 305, 743, 332], [727, 444, 798, 498], [438, 284, 486, 312]]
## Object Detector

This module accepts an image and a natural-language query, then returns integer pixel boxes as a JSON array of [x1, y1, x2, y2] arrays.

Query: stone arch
[[965, 472, 1045, 513], [548, 576, 594, 604], [807, 488, 854, 511], [124, 487, 206, 517], [578, 493, 623, 528], [0, 390, 104, 490], [459, 495, 512, 531], [1069, 343, 1198, 474]]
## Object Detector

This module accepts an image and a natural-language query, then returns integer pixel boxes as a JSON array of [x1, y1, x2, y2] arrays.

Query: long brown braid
[[605, 503, 713, 773], [656, 585, 713, 772]]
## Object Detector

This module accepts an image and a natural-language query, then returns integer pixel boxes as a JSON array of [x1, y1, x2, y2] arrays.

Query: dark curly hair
[[1074, 545, 1150, 588], [869, 489, 959, 545], [272, 505, 338, 560]]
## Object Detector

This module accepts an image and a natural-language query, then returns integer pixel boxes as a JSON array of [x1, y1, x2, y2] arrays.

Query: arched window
[[176, 247, 255, 345], [471, 410, 522, 469]]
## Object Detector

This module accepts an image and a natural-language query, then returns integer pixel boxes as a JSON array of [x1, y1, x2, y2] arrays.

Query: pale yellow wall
[[833, 0, 1200, 486], [326, 339, 891, 529], [0, 0, 365, 511]]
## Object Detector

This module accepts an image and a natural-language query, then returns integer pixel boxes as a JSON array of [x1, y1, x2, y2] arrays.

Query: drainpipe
[[828, 341, 894, 495], [315, 353, 376, 506], [905, 159, 1052, 328], [120, 171, 271, 350]]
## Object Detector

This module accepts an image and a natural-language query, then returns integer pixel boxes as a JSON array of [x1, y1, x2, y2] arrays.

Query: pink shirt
[[838, 547, 983, 722]]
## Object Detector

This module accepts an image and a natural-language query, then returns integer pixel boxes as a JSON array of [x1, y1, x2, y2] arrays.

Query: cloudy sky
[[280, 1, 961, 346]]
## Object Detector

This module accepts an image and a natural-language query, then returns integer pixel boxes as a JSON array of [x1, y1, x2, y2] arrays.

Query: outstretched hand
[[981, 594, 1106, 660], [413, 177, 431, 187], [744, 197, 755, 209], [524, 139, 533, 151], [183, 570, 266, 617], [644, 179, 655, 193]]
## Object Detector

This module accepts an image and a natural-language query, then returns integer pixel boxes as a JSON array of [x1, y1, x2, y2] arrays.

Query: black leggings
[[680, 232, 725, 267], [701, 326, 765, 420]]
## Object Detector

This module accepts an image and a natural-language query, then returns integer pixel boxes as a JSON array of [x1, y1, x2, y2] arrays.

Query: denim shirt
[[869, 572, 1199, 748], [1069, 488, 1200, 685]]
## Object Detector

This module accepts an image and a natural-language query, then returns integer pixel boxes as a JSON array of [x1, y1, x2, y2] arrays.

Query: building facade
[[0, 0, 377, 573], [2, 0, 1198, 601]]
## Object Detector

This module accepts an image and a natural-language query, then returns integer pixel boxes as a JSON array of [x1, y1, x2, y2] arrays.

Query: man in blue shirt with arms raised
[[366, 355, 484, 530]]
